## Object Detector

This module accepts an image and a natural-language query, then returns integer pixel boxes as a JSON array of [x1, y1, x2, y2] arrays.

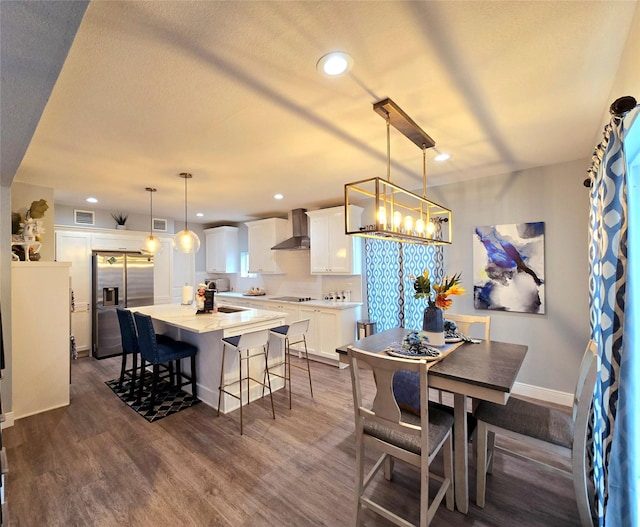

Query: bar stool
[[217, 329, 275, 435], [267, 319, 313, 409]]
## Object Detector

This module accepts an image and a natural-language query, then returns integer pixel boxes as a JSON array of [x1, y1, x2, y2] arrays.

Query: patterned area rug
[[105, 376, 200, 423]]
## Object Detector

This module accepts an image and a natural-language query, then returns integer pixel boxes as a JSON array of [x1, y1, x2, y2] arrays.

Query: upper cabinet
[[306, 206, 363, 275], [245, 218, 288, 274], [205, 226, 238, 273]]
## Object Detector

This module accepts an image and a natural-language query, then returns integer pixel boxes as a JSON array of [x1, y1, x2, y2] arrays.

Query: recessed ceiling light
[[317, 52, 353, 76], [196, 212, 204, 217], [86, 197, 98, 203], [274, 193, 284, 200], [434, 151, 451, 162]]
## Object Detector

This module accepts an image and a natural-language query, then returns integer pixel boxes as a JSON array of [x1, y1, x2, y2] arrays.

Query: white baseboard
[[1, 412, 14, 429], [512, 381, 573, 407]]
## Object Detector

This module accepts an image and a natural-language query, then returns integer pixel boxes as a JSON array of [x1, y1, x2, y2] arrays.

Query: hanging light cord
[[184, 176, 188, 231], [146, 187, 156, 237], [422, 144, 427, 198], [386, 115, 391, 182]]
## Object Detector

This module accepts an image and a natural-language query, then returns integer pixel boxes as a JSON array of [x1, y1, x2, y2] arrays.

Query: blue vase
[[422, 304, 445, 346]]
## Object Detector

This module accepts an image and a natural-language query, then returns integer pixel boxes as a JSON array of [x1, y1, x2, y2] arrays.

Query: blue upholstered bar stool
[[116, 308, 177, 398], [217, 329, 275, 435], [133, 312, 198, 411], [267, 319, 313, 409]]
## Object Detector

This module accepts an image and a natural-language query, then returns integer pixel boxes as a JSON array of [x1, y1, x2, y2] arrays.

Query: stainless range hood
[[271, 208, 310, 250]]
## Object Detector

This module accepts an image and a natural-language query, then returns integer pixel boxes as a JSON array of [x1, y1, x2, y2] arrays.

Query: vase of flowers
[[411, 270, 465, 346]]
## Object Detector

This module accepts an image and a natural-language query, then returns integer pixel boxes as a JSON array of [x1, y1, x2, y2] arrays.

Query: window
[[240, 252, 257, 278]]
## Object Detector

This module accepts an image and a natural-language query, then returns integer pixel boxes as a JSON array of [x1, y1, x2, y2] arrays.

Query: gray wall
[[430, 158, 590, 393]]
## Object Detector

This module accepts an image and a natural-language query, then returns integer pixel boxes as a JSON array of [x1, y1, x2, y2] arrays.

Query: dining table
[[336, 327, 528, 514]]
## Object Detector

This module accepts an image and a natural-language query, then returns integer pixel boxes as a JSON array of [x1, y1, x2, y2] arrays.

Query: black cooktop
[[271, 296, 315, 302]]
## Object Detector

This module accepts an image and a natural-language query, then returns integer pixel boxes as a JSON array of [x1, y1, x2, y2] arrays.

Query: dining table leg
[[453, 393, 469, 513]]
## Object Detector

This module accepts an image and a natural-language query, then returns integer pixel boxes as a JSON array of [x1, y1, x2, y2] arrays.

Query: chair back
[[446, 313, 491, 340], [573, 340, 599, 437], [133, 312, 160, 364], [286, 319, 310, 339], [236, 329, 270, 350], [347, 346, 427, 442], [116, 307, 139, 354]]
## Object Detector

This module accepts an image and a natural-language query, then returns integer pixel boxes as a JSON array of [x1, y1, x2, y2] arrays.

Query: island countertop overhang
[[131, 303, 285, 334]]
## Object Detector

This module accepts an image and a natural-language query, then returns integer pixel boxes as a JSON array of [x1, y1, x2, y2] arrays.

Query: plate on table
[[385, 344, 442, 362]]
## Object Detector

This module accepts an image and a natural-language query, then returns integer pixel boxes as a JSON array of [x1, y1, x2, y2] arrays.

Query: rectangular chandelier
[[344, 177, 451, 245], [344, 98, 452, 245]]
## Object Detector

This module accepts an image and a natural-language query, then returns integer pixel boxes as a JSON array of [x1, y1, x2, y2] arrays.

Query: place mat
[[384, 340, 464, 365], [105, 377, 200, 423]]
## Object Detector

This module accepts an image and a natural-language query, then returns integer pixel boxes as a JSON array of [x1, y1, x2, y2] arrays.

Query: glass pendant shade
[[174, 172, 200, 254], [174, 229, 201, 253], [142, 234, 161, 255]]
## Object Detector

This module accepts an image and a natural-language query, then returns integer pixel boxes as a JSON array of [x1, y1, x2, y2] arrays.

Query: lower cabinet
[[298, 305, 360, 367]]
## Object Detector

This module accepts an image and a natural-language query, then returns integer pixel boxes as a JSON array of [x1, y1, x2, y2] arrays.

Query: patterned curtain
[[365, 239, 442, 332], [588, 103, 638, 527]]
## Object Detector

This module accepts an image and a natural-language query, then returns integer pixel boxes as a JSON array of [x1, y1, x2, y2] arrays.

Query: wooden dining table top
[[336, 327, 528, 398]]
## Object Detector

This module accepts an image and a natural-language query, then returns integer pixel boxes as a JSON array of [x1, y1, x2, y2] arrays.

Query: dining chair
[[474, 340, 598, 527], [267, 319, 313, 409], [445, 313, 491, 341], [347, 346, 454, 527], [432, 313, 491, 406], [218, 329, 275, 435], [133, 312, 198, 411]]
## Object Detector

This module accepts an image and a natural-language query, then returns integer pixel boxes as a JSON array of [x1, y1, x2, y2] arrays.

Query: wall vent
[[74, 210, 95, 226], [153, 218, 168, 232]]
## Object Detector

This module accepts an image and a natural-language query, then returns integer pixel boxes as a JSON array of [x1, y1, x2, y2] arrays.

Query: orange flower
[[412, 270, 464, 311]]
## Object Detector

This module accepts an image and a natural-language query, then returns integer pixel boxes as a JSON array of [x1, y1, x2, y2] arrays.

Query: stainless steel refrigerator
[[92, 251, 154, 359]]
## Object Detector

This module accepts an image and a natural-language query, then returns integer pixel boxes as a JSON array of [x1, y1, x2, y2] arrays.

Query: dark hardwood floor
[[4, 355, 581, 526]]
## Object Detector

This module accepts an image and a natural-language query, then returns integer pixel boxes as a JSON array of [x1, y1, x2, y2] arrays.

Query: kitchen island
[[132, 303, 286, 413]]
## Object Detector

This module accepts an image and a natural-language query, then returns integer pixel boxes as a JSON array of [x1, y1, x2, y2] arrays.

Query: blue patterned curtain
[[365, 239, 442, 332], [588, 103, 638, 527]]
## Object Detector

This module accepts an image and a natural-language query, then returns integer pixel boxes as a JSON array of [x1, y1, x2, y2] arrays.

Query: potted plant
[[111, 212, 128, 230]]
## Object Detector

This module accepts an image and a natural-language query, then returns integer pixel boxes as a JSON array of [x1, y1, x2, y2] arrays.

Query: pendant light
[[344, 98, 452, 245], [141, 187, 160, 255], [174, 172, 201, 253]]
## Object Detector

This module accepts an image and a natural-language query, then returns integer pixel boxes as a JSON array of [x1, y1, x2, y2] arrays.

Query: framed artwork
[[473, 222, 545, 314]]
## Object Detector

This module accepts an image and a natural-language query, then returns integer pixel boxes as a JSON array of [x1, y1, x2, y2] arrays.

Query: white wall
[[429, 158, 590, 394]]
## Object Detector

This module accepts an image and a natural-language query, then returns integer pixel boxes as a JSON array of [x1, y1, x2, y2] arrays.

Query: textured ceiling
[[8, 1, 639, 224]]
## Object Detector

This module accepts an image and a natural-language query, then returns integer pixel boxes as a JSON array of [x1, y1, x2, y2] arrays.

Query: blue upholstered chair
[[116, 308, 176, 398], [116, 307, 141, 397], [133, 312, 198, 411]]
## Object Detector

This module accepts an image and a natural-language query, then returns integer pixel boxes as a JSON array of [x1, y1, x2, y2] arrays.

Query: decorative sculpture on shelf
[[11, 199, 48, 261]]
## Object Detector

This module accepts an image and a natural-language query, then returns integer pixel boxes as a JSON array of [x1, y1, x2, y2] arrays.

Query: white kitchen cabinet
[[306, 206, 363, 274], [12, 262, 71, 419], [204, 226, 238, 273], [90, 232, 144, 252], [55, 230, 92, 354], [298, 304, 360, 367], [261, 301, 300, 325], [153, 236, 174, 304], [245, 218, 288, 274]]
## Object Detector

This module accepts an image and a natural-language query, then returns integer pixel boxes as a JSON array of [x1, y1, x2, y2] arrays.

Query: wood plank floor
[[4, 356, 582, 526]]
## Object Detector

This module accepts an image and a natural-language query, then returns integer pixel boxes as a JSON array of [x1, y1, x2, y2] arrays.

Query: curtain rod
[[583, 95, 637, 188]]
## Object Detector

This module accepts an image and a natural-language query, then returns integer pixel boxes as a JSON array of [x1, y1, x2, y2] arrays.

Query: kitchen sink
[[217, 306, 247, 314]]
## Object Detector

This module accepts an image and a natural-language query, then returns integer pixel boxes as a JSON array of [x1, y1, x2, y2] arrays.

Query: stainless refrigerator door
[[125, 253, 154, 307], [93, 252, 125, 359]]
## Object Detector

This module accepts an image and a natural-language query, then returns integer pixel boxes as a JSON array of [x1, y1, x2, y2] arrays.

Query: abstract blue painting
[[473, 222, 545, 314]]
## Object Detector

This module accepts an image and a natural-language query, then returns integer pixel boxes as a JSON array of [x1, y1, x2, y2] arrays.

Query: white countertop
[[216, 291, 362, 310], [132, 303, 284, 334]]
